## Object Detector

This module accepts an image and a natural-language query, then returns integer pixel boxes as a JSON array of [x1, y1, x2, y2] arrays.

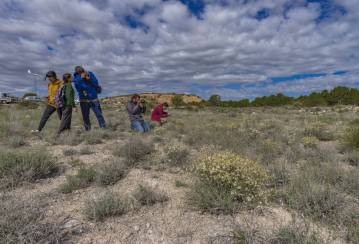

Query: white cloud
[[0, 0, 358, 99]]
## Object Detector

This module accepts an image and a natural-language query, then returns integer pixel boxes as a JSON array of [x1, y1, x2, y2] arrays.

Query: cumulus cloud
[[0, 0, 358, 99]]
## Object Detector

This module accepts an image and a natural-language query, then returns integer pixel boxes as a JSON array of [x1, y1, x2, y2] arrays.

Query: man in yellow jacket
[[32, 71, 63, 133]]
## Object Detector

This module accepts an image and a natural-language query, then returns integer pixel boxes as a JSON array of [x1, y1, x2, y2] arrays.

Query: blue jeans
[[80, 101, 106, 131], [131, 120, 150, 133]]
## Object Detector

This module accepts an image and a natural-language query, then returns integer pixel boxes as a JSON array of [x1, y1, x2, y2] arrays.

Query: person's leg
[[56, 107, 63, 120], [37, 105, 56, 131], [131, 121, 145, 133], [80, 102, 91, 131], [141, 121, 151, 132], [58, 107, 72, 134], [90, 101, 106, 128]]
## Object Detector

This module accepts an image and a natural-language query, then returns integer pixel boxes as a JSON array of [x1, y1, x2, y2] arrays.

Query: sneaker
[[31, 129, 40, 134]]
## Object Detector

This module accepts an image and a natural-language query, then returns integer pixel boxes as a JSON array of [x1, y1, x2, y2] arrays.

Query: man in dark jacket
[[73, 66, 106, 131], [127, 94, 150, 133]]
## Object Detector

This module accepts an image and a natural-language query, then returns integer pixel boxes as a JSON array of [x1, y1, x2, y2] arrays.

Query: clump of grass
[[113, 137, 154, 166], [302, 136, 319, 148], [8, 136, 26, 148], [0, 195, 62, 243], [84, 191, 130, 222], [0, 150, 58, 189], [342, 127, 359, 149], [79, 147, 94, 155], [270, 221, 323, 244], [60, 167, 96, 193], [175, 180, 188, 188], [46, 131, 82, 146], [132, 184, 169, 206], [304, 124, 334, 141], [187, 180, 238, 214], [95, 160, 127, 186], [83, 131, 103, 145], [165, 143, 190, 167], [62, 148, 77, 156]]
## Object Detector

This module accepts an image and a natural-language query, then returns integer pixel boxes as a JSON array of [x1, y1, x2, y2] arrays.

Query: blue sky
[[0, 0, 358, 100]]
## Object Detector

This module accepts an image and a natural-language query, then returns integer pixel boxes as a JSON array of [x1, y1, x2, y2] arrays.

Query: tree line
[[198, 86, 359, 107]]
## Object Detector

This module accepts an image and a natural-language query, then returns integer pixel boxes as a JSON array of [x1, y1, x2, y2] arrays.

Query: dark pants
[[58, 107, 73, 134], [80, 101, 106, 131], [38, 105, 62, 131]]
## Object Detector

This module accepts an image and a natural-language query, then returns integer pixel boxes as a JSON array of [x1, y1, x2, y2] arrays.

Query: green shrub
[[187, 180, 238, 214], [113, 137, 154, 166], [62, 148, 77, 156], [0, 196, 62, 243], [270, 221, 323, 244], [165, 143, 190, 167], [302, 136, 319, 148], [304, 123, 334, 141], [132, 184, 168, 206], [79, 147, 94, 155], [8, 136, 26, 148], [0, 150, 58, 188], [60, 167, 96, 193], [343, 127, 359, 149], [193, 149, 271, 204], [95, 160, 126, 186], [84, 192, 130, 222], [175, 180, 188, 188]]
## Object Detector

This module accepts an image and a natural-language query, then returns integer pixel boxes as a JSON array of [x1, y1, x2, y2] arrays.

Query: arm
[[127, 102, 141, 114], [88, 72, 99, 86]]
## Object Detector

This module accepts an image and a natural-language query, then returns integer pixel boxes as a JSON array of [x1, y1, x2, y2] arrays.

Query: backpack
[[55, 86, 65, 108]]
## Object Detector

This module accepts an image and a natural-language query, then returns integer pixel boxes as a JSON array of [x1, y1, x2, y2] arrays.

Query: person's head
[[131, 94, 141, 104], [163, 102, 169, 109], [45, 71, 57, 82], [63, 73, 73, 83], [75, 66, 85, 75]]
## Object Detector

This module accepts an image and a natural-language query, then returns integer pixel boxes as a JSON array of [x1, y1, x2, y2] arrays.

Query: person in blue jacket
[[73, 66, 106, 131]]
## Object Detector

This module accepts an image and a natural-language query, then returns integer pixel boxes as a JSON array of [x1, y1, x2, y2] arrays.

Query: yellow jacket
[[47, 80, 62, 107]]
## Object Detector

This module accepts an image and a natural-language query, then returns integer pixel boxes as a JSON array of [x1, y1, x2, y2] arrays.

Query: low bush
[[62, 148, 77, 156], [84, 191, 130, 222], [60, 167, 96, 193], [187, 180, 238, 214], [165, 143, 190, 167], [113, 137, 154, 166], [95, 160, 127, 186], [193, 149, 271, 204], [302, 136, 319, 148], [0, 150, 58, 188], [0, 195, 62, 243], [132, 184, 168, 206], [270, 221, 323, 244], [175, 180, 188, 188], [79, 147, 94, 155], [304, 123, 334, 141], [342, 127, 359, 149], [8, 136, 26, 148]]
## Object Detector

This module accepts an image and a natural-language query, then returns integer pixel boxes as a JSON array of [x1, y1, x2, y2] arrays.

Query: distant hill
[[101, 93, 203, 106]]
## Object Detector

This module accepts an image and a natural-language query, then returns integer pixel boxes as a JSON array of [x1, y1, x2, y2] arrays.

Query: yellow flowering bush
[[193, 149, 271, 204], [166, 143, 189, 166], [302, 136, 319, 148]]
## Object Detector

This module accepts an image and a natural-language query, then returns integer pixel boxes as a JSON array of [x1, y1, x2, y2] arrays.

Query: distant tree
[[172, 95, 184, 107], [208, 94, 221, 106], [23, 92, 37, 98]]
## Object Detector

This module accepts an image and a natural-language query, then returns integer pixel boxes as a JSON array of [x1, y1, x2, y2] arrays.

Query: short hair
[[75, 66, 85, 73], [45, 70, 57, 79], [63, 73, 72, 82], [163, 102, 169, 107], [131, 94, 140, 100]]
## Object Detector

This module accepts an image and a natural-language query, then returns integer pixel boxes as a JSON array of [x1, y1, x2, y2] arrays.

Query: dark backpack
[[55, 86, 65, 108]]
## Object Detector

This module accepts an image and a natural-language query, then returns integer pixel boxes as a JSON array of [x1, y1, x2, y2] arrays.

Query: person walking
[[57, 73, 75, 134], [73, 66, 106, 131], [151, 102, 170, 126], [127, 94, 150, 133], [32, 71, 62, 133]]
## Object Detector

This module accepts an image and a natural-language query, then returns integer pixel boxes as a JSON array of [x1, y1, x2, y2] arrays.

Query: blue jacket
[[73, 71, 99, 100]]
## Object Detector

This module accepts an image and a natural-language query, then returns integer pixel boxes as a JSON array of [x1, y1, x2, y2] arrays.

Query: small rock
[[63, 219, 80, 229], [146, 223, 151, 229], [134, 226, 140, 232]]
